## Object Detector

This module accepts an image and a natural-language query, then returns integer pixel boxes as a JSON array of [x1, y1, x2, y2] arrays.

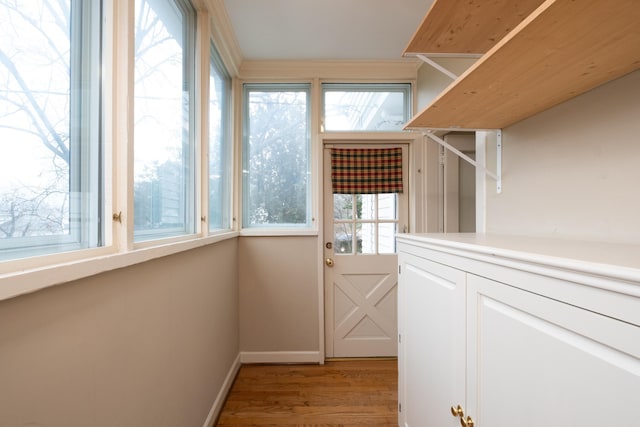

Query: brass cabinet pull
[[460, 415, 475, 427], [450, 404, 464, 418], [451, 405, 473, 427]]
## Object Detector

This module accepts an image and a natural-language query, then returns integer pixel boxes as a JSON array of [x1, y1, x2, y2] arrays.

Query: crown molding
[[203, 0, 243, 77], [238, 59, 421, 81]]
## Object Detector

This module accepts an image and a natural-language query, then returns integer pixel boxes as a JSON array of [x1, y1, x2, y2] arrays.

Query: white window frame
[[0, 0, 103, 262], [208, 42, 233, 232], [0, 1, 240, 301], [132, 0, 197, 243], [321, 82, 412, 132], [241, 83, 313, 230]]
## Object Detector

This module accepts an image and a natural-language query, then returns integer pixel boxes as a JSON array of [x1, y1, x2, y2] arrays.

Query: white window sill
[[0, 231, 239, 302], [240, 228, 319, 237]]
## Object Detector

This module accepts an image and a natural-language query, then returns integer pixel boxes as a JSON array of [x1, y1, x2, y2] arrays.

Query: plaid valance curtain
[[331, 147, 403, 194]]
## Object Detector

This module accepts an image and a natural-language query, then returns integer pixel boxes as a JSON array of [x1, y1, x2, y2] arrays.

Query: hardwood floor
[[216, 359, 398, 427]]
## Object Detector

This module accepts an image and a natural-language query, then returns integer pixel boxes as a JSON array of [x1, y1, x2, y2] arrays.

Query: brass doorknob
[[325, 258, 334, 267]]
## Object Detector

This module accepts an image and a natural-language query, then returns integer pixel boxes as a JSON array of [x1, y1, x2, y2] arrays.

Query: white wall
[[0, 239, 239, 426], [416, 58, 477, 233], [486, 70, 640, 243], [416, 57, 476, 110]]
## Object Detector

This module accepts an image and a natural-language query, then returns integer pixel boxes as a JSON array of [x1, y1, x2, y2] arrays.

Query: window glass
[[0, 0, 102, 261], [242, 84, 311, 228], [333, 193, 399, 255], [133, 0, 196, 241], [322, 83, 411, 131], [358, 194, 376, 220], [209, 43, 232, 231]]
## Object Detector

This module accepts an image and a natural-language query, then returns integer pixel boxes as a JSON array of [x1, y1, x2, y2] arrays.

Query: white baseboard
[[203, 353, 241, 427], [240, 350, 323, 364]]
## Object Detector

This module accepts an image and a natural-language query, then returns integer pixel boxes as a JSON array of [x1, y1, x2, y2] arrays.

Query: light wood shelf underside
[[403, 0, 544, 55], [405, 0, 640, 130]]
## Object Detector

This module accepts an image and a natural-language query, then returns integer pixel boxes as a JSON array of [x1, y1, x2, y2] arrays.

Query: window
[[242, 84, 311, 228], [209, 43, 232, 231], [333, 193, 399, 255], [322, 83, 411, 131], [133, 0, 196, 241], [0, 0, 103, 261]]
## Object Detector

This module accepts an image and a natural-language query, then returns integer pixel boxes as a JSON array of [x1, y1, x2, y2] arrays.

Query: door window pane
[[358, 194, 376, 220], [333, 194, 353, 220], [378, 193, 397, 220], [332, 192, 400, 255], [133, 0, 196, 241], [379, 223, 397, 254], [322, 83, 411, 131], [358, 222, 375, 254], [334, 223, 353, 254]]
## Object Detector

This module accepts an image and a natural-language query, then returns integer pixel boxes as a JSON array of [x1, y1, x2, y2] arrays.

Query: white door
[[323, 144, 409, 358]]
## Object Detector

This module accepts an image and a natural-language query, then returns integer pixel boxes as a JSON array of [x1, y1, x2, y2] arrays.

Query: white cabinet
[[467, 274, 640, 427], [398, 252, 465, 426], [397, 234, 640, 427]]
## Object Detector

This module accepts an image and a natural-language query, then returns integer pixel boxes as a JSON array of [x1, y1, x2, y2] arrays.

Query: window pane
[[334, 223, 353, 254], [134, 0, 195, 241], [333, 194, 353, 220], [358, 223, 375, 254], [323, 83, 411, 131], [378, 193, 397, 220], [243, 84, 311, 227], [358, 194, 375, 220], [379, 223, 397, 254], [209, 44, 231, 231], [0, 0, 102, 260]]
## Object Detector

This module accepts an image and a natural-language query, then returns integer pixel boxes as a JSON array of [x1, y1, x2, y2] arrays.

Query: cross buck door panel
[[323, 144, 409, 358]]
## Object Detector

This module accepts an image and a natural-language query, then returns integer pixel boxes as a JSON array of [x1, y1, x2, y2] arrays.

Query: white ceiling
[[222, 0, 434, 61]]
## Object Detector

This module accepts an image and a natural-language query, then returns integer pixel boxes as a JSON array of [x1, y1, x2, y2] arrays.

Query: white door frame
[[317, 132, 424, 361]]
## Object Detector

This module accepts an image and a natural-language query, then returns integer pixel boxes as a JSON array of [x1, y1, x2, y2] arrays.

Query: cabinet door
[[398, 253, 466, 427], [467, 274, 640, 427]]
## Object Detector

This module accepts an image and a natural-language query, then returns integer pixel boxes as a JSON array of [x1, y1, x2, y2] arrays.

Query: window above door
[[321, 83, 412, 132]]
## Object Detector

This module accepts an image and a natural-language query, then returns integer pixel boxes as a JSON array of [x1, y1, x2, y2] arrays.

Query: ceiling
[[222, 0, 434, 61]]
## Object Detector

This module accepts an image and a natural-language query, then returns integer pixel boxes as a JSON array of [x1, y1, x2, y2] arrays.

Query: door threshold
[[325, 357, 397, 362]]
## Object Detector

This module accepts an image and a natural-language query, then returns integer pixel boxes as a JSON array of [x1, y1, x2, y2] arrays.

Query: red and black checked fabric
[[331, 147, 403, 194]]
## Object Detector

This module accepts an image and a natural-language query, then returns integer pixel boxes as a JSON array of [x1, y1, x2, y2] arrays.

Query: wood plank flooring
[[216, 359, 398, 427]]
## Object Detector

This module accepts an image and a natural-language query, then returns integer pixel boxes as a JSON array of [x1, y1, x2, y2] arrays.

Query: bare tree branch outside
[[0, 1, 72, 240], [0, 0, 189, 257]]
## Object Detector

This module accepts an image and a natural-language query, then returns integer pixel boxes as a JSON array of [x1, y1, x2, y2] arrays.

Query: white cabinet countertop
[[396, 233, 640, 284]]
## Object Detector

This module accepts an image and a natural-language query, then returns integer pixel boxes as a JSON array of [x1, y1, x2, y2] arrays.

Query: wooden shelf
[[403, 0, 544, 55], [405, 0, 640, 130]]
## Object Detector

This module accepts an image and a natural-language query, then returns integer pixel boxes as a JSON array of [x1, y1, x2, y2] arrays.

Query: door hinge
[[398, 333, 402, 343], [398, 265, 402, 274], [399, 402, 402, 413]]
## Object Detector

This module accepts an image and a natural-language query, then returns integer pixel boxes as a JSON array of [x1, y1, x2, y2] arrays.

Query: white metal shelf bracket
[[424, 130, 502, 194], [412, 53, 483, 80], [416, 54, 458, 80], [496, 130, 502, 193]]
